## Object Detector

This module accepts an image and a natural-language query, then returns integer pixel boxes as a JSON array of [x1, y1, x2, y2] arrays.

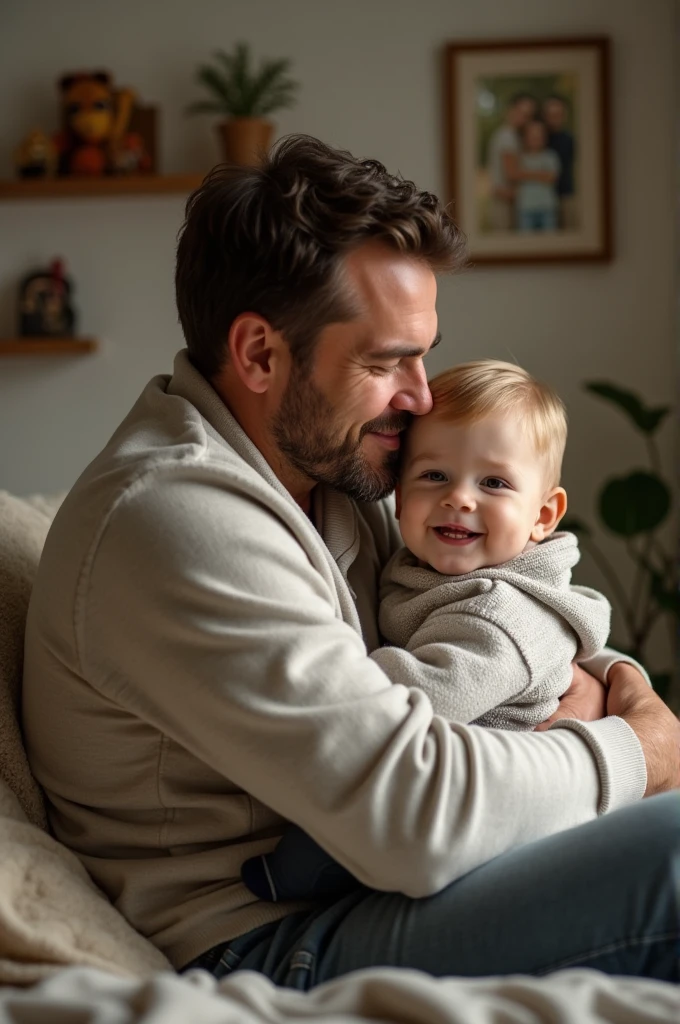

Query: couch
[[0, 488, 677, 1023]]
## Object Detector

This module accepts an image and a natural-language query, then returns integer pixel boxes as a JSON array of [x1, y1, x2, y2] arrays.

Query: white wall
[[0, 0, 676, 668]]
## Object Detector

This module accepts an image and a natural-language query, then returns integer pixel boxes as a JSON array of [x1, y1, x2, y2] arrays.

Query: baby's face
[[397, 412, 552, 575], [524, 121, 547, 151]]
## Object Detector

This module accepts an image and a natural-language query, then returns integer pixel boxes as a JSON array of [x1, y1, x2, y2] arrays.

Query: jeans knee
[[630, 793, 680, 870]]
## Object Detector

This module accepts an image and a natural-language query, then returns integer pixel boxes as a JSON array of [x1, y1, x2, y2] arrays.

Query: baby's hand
[[535, 663, 606, 731]]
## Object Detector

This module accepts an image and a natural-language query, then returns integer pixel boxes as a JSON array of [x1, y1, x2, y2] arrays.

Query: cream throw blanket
[[0, 963, 678, 1023]]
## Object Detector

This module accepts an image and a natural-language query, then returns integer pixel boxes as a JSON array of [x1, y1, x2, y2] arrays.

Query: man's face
[[397, 411, 551, 574], [543, 99, 566, 131], [272, 243, 439, 502]]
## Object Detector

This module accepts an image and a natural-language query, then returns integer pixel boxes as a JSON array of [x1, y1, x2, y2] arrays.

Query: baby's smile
[[432, 524, 484, 546]]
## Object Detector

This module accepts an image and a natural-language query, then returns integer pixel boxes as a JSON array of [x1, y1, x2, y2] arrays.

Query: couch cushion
[[0, 491, 63, 830], [0, 777, 170, 984], [0, 490, 170, 983]]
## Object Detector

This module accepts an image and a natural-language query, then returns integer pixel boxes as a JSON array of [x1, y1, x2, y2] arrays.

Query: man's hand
[[607, 661, 680, 795], [535, 663, 607, 731]]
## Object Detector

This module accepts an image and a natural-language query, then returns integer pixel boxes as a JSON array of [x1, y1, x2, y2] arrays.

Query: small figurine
[[54, 70, 151, 176], [18, 259, 77, 338], [111, 131, 152, 174], [14, 129, 58, 178]]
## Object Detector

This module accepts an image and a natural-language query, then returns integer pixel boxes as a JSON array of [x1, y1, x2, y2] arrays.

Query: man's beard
[[272, 368, 410, 502]]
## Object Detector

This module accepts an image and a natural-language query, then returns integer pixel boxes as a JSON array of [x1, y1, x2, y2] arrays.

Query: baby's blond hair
[[427, 360, 567, 487]]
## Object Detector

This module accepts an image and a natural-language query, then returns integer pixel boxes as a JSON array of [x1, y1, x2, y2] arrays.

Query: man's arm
[[82, 476, 659, 897], [538, 662, 680, 796], [606, 663, 680, 796], [535, 647, 652, 731]]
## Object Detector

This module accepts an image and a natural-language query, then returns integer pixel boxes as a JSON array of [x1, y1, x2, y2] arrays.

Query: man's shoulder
[[42, 375, 305, 596]]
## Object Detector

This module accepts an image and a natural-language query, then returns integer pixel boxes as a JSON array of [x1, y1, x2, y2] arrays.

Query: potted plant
[[563, 382, 678, 702], [186, 42, 299, 166]]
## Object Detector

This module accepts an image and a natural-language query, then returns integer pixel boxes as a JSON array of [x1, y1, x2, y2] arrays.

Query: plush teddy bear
[[54, 71, 150, 176]]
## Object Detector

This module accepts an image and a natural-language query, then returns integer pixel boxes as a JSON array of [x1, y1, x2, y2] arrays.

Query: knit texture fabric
[[376, 533, 611, 730]]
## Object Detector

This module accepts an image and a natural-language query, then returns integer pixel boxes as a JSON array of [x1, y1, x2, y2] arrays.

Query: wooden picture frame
[[445, 37, 612, 264]]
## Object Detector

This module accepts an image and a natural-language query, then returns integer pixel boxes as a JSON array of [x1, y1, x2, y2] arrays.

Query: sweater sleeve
[[579, 648, 652, 687], [370, 613, 553, 726], [81, 474, 645, 898]]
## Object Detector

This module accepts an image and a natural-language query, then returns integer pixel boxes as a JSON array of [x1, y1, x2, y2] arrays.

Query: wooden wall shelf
[[0, 174, 204, 200], [0, 338, 98, 355]]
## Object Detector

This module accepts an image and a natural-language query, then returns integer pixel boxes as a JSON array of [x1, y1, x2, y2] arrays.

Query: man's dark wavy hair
[[175, 134, 467, 380]]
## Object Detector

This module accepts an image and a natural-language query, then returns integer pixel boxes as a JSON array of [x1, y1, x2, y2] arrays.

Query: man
[[543, 94, 577, 230], [485, 92, 536, 230], [23, 136, 680, 988]]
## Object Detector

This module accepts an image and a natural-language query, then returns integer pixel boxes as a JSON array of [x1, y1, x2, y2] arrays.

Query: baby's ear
[[394, 484, 402, 520], [531, 487, 567, 542]]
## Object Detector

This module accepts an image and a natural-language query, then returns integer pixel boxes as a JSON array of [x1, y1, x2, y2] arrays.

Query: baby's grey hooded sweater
[[373, 532, 610, 730]]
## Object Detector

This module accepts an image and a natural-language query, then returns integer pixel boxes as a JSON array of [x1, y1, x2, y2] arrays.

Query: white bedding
[[0, 964, 678, 1024]]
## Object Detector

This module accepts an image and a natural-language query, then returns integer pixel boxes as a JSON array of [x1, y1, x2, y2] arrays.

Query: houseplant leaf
[[599, 471, 671, 536], [194, 64, 235, 111], [586, 382, 670, 435], [189, 43, 300, 120], [649, 570, 680, 616], [248, 58, 298, 116]]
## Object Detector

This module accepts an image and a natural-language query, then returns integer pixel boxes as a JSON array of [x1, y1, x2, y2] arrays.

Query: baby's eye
[[422, 471, 447, 482], [482, 477, 508, 490]]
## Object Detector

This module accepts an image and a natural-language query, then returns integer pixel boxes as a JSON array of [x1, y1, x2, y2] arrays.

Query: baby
[[516, 119, 561, 232], [241, 360, 611, 901]]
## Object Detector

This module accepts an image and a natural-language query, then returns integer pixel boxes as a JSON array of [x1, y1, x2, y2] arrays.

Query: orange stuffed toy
[[55, 71, 151, 176]]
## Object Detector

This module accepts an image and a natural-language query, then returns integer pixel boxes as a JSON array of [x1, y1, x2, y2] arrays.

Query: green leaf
[[561, 516, 592, 537], [259, 84, 298, 115], [242, 55, 296, 115], [585, 382, 670, 435], [188, 42, 299, 117], [230, 43, 253, 114], [649, 570, 680, 616], [196, 65, 235, 107], [599, 471, 671, 536]]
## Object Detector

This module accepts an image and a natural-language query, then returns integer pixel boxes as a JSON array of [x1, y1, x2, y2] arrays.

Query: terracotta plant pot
[[217, 118, 274, 166]]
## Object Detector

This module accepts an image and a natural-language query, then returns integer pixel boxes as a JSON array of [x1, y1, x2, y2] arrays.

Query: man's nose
[[389, 362, 433, 416]]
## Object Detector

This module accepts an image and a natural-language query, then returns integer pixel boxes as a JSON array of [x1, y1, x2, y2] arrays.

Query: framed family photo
[[445, 37, 612, 264]]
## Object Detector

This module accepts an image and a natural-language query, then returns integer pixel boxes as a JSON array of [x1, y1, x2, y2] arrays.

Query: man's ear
[[530, 487, 567, 542], [226, 313, 284, 394], [394, 484, 402, 519]]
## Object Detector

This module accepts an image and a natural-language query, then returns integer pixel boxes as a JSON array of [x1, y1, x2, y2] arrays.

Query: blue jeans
[[185, 794, 680, 989], [518, 208, 558, 231], [241, 824, 358, 902]]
